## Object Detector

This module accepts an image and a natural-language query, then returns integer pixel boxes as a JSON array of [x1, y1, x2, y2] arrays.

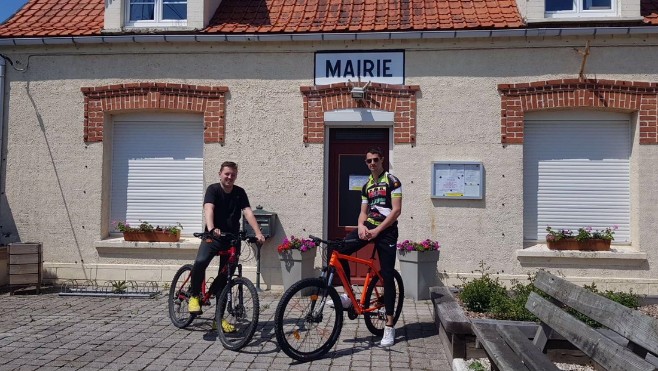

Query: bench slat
[[471, 322, 530, 371], [534, 270, 658, 356], [526, 292, 657, 371], [496, 324, 561, 371]]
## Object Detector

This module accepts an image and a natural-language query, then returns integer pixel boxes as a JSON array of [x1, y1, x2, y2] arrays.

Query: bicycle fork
[[310, 267, 333, 318]]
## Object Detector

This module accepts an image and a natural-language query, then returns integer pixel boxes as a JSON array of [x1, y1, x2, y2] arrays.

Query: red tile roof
[[203, 0, 523, 33], [643, 0, 658, 24], [0, 0, 104, 37], [2, 0, 658, 38]]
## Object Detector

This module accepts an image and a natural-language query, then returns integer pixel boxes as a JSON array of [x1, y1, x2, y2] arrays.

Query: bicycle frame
[[176, 244, 242, 306], [325, 250, 386, 316]]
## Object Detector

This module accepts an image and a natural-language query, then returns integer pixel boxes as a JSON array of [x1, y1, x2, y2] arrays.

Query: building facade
[[1, 0, 658, 293]]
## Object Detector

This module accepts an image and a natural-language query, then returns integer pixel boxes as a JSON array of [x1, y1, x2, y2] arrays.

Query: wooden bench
[[471, 271, 658, 371]]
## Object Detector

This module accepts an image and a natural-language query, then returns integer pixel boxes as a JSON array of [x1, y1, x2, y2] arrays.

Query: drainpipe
[[0, 58, 5, 245]]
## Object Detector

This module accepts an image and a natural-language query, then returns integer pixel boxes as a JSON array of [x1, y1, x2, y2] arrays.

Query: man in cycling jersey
[[331, 147, 402, 347], [188, 161, 265, 331]]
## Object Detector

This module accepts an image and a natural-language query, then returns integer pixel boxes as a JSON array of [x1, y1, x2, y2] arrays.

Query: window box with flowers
[[277, 236, 317, 292], [115, 221, 183, 242], [545, 226, 617, 251], [397, 239, 441, 300]]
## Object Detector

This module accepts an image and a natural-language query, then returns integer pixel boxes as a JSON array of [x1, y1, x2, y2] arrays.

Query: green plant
[[114, 220, 183, 236], [467, 360, 486, 371], [111, 280, 128, 294], [546, 225, 617, 242], [396, 239, 440, 252], [490, 274, 541, 322], [458, 261, 508, 313]]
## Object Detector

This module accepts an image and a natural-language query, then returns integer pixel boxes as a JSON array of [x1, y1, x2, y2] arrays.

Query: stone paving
[[0, 288, 450, 370]]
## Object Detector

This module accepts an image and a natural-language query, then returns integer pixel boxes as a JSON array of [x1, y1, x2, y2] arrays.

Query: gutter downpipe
[[0, 57, 5, 245]]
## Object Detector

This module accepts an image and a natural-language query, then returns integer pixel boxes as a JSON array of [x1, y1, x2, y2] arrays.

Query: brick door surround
[[81, 83, 228, 143], [300, 82, 420, 144], [499, 79, 658, 144]]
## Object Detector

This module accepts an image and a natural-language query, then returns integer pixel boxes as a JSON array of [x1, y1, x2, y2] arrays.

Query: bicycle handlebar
[[309, 235, 359, 246], [194, 231, 260, 244]]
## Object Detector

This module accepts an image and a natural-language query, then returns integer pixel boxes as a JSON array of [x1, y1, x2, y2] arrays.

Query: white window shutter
[[110, 114, 203, 234], [523, 116, 631, 243]]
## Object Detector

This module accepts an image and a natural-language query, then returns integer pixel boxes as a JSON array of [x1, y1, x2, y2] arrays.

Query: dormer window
[[127, 0, 187, 27], [545, 0, 616, 17]]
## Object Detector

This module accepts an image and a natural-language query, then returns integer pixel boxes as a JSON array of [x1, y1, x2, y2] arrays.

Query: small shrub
[[490, 275, 541, 322], [467, 360, 486, 371], [458, 262, 507, 313]]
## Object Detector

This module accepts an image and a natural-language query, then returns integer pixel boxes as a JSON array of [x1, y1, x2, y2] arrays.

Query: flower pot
[[122, 231, 180, 242], [279, 248, 317, 294], [397, 250, 440, 300], [547, 238, 610, 251]]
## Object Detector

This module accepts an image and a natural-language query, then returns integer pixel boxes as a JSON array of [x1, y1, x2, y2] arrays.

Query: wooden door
[[328, 128, 389, 284]]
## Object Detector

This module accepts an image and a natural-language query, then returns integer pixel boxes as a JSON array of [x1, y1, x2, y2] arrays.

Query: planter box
[[398, 250, 440, 300], [123, 231, 180, 242], [279, 249, 317, 294], [547, 238, 610, 251]]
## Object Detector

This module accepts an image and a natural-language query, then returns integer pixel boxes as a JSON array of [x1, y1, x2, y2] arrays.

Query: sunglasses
[[365, 158, 381, 164]]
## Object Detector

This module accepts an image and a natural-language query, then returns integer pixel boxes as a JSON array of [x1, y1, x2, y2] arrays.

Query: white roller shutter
[[523, 112, 631, 243], [110, 114, 203, 234]]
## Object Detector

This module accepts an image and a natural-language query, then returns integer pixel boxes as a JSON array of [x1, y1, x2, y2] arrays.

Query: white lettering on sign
[[315, 51, 404, 85]]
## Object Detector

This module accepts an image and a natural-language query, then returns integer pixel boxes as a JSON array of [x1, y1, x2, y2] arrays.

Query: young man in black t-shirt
[[188, 162, 265, 332]]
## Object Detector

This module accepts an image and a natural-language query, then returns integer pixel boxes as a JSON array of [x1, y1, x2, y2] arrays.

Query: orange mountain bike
[[274, 235, 404, 362]]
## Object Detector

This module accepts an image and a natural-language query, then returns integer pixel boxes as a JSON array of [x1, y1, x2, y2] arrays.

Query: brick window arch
[[81, 83, 228, 143], [300, 82, 420, 144], [498, 79, 658, 144]]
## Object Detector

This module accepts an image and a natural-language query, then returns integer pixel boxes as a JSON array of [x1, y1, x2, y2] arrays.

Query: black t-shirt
[[203, 183, 251, 234]]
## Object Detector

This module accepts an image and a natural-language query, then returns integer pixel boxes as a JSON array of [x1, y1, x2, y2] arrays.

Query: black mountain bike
[[168, 230, 260, 351]]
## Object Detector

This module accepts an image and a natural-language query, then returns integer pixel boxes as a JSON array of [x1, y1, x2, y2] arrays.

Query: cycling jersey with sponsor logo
[[361, 171, 402, 226]]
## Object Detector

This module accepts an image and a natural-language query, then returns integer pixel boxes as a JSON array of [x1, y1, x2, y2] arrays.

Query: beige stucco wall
[[2, 35, 658, 293]]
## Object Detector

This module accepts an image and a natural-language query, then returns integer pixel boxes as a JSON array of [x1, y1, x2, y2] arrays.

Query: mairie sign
[[315, 51, 404, 85]]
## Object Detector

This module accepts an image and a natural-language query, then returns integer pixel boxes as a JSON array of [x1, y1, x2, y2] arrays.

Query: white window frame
[[523, 110, 632, 244], [125, 0, 188, 28], [545, 0, 617, 18], [109, 113, 204, 236]]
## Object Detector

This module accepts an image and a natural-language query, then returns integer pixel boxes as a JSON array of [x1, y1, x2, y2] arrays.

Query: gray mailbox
[[243, 205, 277, 238]]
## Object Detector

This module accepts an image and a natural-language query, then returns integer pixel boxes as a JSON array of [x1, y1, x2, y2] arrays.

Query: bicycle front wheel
[[215, 277, 260, 351], [168, 264, 196, 328], [274, 278, 343, 362], [363, 269, 404, 336]]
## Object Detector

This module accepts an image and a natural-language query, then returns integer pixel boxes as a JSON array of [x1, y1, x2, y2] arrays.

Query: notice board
[[431, 162, 483, 199]]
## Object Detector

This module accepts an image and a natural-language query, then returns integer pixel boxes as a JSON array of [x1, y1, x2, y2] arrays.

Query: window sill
[[517, 243, 647, 266], [94, 236, 199, 250]]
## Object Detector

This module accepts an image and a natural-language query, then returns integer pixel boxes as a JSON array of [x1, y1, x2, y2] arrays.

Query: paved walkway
[[0, 288, 450, 370]]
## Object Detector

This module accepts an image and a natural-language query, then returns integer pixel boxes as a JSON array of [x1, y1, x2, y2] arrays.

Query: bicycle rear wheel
[[168, 264, 197, 328], [274, 278, 343, 362], [215, 277, 260, 351], [363, 269, 404, 336]]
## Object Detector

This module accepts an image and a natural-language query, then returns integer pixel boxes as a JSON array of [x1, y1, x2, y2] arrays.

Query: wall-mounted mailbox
[[243, 205, 277, 238]]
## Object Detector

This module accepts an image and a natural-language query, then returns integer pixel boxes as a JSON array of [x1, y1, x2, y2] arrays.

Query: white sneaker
[[329, 293, 352, 309], [380, 326, 395, 347]]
